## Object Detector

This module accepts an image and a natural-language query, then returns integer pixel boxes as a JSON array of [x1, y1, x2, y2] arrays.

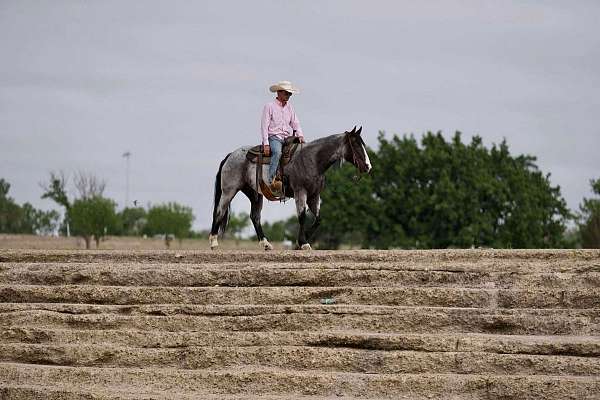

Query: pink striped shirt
[[260, 99, 304, 145]]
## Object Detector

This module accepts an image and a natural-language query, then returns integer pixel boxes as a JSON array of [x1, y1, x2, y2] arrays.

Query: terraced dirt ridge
[[0, 249, 599, 399]]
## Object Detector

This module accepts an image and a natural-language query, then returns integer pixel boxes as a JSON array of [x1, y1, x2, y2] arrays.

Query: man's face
[[277, 90, 292, 103]]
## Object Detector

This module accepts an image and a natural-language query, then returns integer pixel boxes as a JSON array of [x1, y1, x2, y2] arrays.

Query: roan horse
[[209, 126, 372, 250]]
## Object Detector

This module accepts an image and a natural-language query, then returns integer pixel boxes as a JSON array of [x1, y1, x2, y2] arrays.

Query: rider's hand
[[263, 144, 270, 156], [299, 137, 305, 144]]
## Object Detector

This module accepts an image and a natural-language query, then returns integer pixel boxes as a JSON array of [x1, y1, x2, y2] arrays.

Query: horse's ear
[[351, 126, 357, 133], [356, 126, 362, 135]]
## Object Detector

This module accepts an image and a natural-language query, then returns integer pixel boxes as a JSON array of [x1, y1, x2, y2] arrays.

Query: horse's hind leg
[[209, 187, 237, 249], [241, 185, 273, 251]]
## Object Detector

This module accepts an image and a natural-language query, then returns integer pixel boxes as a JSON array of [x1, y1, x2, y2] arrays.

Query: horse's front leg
[[241, 185, 273, 251], [306, 193, 321, 242], [294, 189, 311, 250]]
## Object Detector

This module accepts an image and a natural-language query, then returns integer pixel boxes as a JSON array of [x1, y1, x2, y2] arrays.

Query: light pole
[[122, 151, 131, 208]]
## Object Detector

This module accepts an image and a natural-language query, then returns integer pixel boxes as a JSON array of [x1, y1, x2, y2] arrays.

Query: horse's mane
[[306, 133, 344, 145], [299, 133, 344, 151]]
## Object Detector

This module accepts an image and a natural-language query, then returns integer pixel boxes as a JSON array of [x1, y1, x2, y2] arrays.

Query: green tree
[[40, 171, 71, 235], [144, 202, 194, 247], [19, 203, 60, 235], [315, 162, 377, 249], [317, 131, 571, 249], [116, 207, 147, 236], [36, 207, 61, 235], [40, 171, 116, 240], [0, 179, 60, 234], [70, 196, 118, 249], [0, 179, 24, 233], [259, 220, 286, 242], [578, 178, 600, 248], [562, 226, 581, 249], [259, 216, 298, 242], [226, 211, 250, 243]]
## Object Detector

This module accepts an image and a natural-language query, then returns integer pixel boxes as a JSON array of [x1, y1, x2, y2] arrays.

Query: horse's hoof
[[209, 234, 219, 250], [300, 243, 312, 250], [260, 238, 274, 251]]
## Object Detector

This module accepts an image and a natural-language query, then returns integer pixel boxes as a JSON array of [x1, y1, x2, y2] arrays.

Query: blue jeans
[[267, 137, 283, 183]]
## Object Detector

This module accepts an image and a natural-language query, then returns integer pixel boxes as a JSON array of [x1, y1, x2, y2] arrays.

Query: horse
[[209, 126, 372, 250]]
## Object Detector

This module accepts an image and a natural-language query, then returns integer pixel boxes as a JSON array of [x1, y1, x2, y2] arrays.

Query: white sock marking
[[362, 144, 372, 171]]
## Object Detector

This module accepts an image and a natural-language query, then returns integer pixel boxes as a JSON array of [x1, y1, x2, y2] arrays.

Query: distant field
[[0, 234, 283, 250]]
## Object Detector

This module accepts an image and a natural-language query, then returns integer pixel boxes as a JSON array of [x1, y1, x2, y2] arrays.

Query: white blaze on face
[[361, 144, 372, 172]]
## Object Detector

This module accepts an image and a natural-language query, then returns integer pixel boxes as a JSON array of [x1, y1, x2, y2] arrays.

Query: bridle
[[346, 133, 368, 181]]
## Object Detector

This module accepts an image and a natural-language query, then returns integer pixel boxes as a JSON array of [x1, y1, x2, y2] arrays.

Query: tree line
[[0, 179, 60, 235], [1, 172, 194, 249], [1, 131, 599, 249]]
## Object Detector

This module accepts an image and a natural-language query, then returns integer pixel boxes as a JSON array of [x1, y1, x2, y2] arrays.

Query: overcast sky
[[1, 1, 599, 231]]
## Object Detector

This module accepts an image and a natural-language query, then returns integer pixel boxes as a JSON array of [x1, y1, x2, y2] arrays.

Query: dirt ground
[[1, 237, 599, 398], [0, 234, 283, 251]]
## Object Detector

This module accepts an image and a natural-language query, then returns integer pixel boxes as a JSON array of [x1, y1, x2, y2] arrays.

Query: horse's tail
[[212, 152, 232, 235]]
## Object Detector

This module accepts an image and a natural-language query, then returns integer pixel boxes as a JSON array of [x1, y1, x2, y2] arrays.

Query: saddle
[[246, 136, 302, 201], [246, 136, 302, 165]]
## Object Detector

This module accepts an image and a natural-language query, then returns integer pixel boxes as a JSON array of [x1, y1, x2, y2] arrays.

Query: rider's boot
[[270, 178, 283, 196]]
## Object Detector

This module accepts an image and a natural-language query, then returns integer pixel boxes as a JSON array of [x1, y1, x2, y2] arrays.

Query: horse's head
[[344, 126, 372, 174]]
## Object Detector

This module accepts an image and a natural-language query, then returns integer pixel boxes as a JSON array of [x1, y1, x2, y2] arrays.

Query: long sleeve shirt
[[260, 99, 304, 145]]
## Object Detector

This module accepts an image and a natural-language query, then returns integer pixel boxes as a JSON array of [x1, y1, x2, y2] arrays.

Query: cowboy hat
[[269, 80, 300, 94]]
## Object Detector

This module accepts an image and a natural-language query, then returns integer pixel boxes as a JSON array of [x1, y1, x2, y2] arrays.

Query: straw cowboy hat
[[269, 80, 300, 94]]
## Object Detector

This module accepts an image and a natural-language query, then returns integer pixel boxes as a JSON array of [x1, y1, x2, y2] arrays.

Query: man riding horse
[[209, 80, 372, 251], [261, 80, 305, 196]]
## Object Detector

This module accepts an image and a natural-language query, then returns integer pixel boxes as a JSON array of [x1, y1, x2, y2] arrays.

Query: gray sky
[[1, 1, 599, 230]]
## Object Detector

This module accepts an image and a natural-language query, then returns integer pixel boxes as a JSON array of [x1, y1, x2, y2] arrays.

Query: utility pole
[[122, 151, 131, 208]]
